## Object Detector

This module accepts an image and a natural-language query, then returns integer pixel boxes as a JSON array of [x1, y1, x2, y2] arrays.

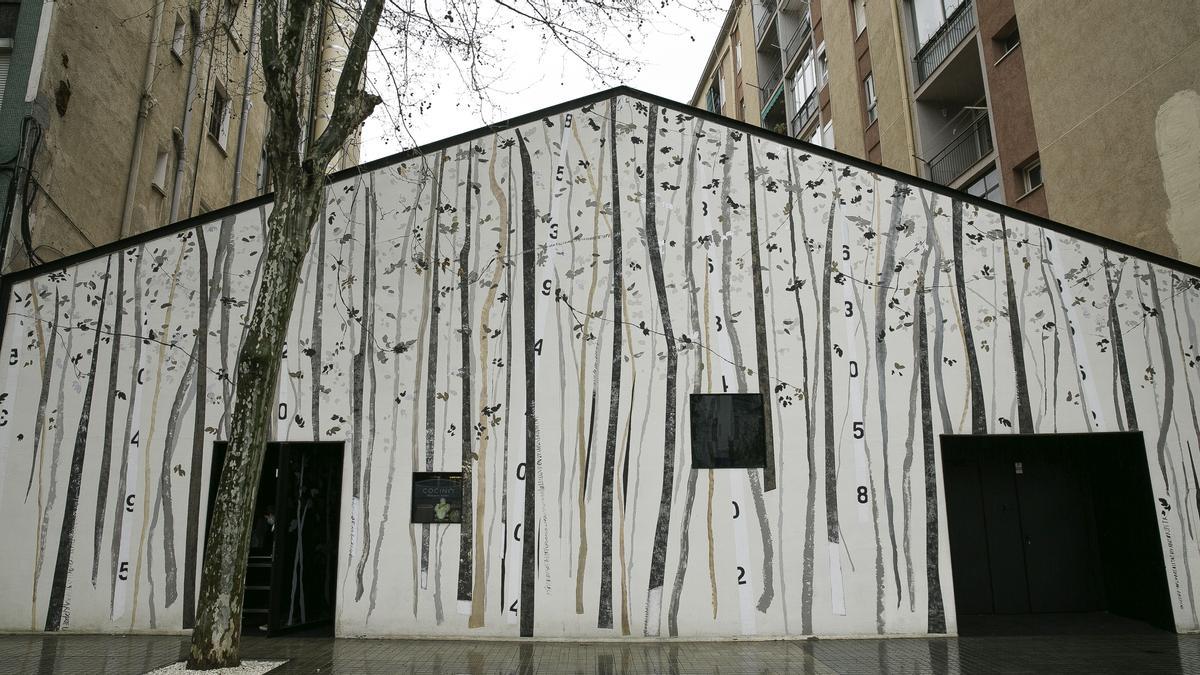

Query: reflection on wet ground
[[5, 629, 1199, 673]]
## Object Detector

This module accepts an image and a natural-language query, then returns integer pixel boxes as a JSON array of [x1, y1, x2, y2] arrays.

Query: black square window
[[411, 472, 463, 523], [690, 393, 766, 469]]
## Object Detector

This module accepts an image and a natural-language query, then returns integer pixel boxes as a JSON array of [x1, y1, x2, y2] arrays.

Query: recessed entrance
[[206, 441, 344, 637], [941, 432, 1175, 635]]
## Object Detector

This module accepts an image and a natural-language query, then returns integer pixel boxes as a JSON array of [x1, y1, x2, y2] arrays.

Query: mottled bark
[[1147, 265, 1175, 489], [457, 147, 475, 603], [598, 102, 623, 630], [188, 0, 383, 664], [820, 173, 840, 546], [642, 104, 678, 635], [516, 130, 539, 637]]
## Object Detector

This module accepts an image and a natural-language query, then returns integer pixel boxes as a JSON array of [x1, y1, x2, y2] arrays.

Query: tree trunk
[[951, 200, 986, 433], [188, 175, 322, 669]]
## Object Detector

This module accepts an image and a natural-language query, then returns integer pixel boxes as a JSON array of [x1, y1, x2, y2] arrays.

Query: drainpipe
[[169, 6, 204, 223], [230, 0, 261, 202], [119, 0, 166, 238]]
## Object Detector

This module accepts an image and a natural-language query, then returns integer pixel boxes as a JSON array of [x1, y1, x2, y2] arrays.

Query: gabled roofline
[[4, 84, 1198, 288]]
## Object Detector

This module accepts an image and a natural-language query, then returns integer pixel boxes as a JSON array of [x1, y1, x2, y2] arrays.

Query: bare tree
[[187, 0, 708, 667]]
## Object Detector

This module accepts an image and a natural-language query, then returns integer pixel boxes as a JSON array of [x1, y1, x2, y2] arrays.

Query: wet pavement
[[3, 630, 1198, 673]]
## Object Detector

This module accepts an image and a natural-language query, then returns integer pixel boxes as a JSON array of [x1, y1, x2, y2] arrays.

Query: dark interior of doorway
[[942, 432, 1175, 636], [206, 441, 344, 637]]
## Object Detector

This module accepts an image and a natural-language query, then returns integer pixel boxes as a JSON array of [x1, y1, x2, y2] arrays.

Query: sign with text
[[411, 472, 464, 524]]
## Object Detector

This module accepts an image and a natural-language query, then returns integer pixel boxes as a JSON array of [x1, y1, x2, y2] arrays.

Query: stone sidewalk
[[2, 630, 1198, 673]]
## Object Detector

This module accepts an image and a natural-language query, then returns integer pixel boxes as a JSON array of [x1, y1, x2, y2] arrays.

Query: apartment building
[[693, 0, 1200, 264], [690, 0, 762, 127], [0, 0, 360, 273]]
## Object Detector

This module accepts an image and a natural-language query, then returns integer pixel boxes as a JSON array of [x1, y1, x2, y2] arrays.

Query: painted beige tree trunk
[[187, 0, 382, 667]]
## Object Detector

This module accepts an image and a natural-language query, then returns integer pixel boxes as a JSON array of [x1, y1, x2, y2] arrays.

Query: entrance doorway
[[206, 441, 344, 637], [941, 432, 1174, 635]]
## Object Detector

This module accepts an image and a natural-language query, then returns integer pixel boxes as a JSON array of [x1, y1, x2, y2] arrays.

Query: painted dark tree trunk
[[952, 199, 986, 434], [667, 117, 703, 637], [45, 257, 113, 630], [872, 183, 907, 604], [744, 142, 777, 493], [820, 171, 841, 562], [92, 254, 126, 586], [642, 104, 678, 635], [310, 192, 327, 440], [352, 181, 376, 600], [421, 156, 447, 580], [110, 249, 144, 611], [26, 287, 59, 500], [457, 147, 476, 604], [516, 130, 539, 638], [1000, 217, 1033, 433], [183, 224, 215, 626], [598, 102, 624, 631], [785, 153, 818, 634], [1147, 264, 1175, 488], [915, 249, 945, 633], [1103, 250, 1138, 430]]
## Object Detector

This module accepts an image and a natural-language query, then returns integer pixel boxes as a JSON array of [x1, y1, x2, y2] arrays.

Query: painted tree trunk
[[92, 254, 126, 586], [598, 102, 624, 631], [951, 199, 986, 434], [516, 130, 539, 638], [1103, 250, 1138, 430], [820, 170, 842, 610], [1000, 217, 1033, 433], [44, 257, 113, 630], [642, 104, 679, 636], [872, 183, 907, 604], [458, 147, 476, 605]]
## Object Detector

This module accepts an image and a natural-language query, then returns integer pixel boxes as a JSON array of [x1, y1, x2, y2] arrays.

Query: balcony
[[755, 0, 778, 45], [913, 0, 975, 85], [781, 15, 813, 70], [791, 90, 818, 138], [760, 58, 783, 105], [927, 111, 993, 184]]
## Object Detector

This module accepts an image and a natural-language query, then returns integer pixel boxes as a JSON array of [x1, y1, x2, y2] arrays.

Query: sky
[[358, 4, 727, 162]]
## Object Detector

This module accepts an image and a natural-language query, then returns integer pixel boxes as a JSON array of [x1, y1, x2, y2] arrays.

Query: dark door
[[206, 441, 343, 637], [269, 442, 343, 635], [941, 432, 1174, 632]]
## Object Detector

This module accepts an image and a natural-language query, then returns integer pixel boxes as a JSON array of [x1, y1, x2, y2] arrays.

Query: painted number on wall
[[856, 486, 868, 504]]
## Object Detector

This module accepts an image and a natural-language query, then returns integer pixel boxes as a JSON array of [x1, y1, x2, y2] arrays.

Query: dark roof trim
[[5, 84, 1199, 287]]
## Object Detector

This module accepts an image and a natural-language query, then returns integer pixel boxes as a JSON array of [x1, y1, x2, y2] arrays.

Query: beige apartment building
[[0, 0, 359, 272], [692, 0, 1200, 264]]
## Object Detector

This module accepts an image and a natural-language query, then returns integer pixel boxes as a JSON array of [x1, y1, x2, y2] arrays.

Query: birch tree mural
[[3, 90, 1200, 642]]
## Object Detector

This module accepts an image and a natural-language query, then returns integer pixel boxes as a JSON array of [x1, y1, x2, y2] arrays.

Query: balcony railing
[[760, 59, 783, 106], [781, 15, 812, 69], [755, 0, 777, 44], [913, 0, 975, 85], [791, 90, 818, 138], [928, 112, 993, 184]]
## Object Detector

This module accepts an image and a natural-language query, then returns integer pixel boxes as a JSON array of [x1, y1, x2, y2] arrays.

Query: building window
[[0, 1, 19, 40], [1022, 159, 1043, 193], [734, 35, 743, 73], [152, 148, 169, 193], [863, 72, 878, 124], [690, 394, 767, 469], [994, 22, 1020, 62], [966, 164, 1001, 203], [852, 0, 868, 35], [718, 66, 726, 111], [171, 14, 186, 60], [909, 0, 966, 48], [209, 83, 231, 150], [822, 121, 835, 149], [816, 45, 829, 85]]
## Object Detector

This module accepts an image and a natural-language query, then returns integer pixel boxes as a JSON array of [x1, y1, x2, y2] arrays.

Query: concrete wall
[[2, 91, 1199, 639], [1016, 0, 1200, 263]]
